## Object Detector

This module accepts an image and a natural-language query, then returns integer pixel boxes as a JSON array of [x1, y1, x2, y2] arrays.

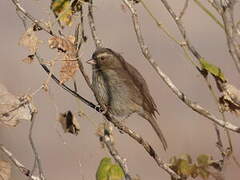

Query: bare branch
[[178, 0, 189, 20], [220, 1, 240, 73], [35, 53, 101, 112], [0, 144, 41, 180], [74, 23, 92, 90], [207, 0, 222, 13], [28, 110, 46, 180], [122, 0, 240, 133], [101, 129, 132, 180], [104, 114, 180, 179], [88, 0, 103, 48], [11, 0, 54, 36], [193, 0, 224, 29]]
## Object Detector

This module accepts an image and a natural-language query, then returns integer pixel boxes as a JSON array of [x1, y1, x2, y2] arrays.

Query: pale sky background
[[0, 0, 240, 180]]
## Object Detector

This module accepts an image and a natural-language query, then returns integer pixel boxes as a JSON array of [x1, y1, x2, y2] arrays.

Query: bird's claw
[[96, 104, 108, 114], [101, 104, 108, 115]]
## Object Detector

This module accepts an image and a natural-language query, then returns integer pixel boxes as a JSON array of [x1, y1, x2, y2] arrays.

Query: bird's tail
[[141, 113, 168, 151]]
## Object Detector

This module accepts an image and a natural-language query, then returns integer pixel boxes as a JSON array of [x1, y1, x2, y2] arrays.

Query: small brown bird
[[87, 48, 167, 150]]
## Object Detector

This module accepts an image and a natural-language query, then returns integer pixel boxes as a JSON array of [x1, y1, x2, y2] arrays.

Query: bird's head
[[87, 48, 123, 69]]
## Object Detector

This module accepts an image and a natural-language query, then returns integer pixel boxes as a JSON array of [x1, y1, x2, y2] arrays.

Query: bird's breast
[[92, 69, 140, 116]]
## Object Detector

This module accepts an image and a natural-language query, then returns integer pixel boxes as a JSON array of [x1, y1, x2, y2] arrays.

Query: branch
[[0, 144, 41, 180], [220, 0, 240, 73], [11, 0, 54, 36], [88, 0, 103, 48], [101, 129, 132, 180], [35, 53, 102, 112], [193, 0, 224, 29], [105, 114, 180, 179], [178, 0, 189, 20], [74, 23, 92, 90], [122, 0, 240, 133], [28, 109, 46, 180]]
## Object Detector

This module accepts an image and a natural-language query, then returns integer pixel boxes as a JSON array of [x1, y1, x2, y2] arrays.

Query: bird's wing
[[116, 53, 159, 116]]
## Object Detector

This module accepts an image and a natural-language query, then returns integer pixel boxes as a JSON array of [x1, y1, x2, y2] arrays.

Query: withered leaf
[[21, 55, 35, 64], [0, 83, 33, 127], [59, 56, 78, 84], [58, 111, 80, 135], [19, 27, 42, 54], [48, 36, 76, 53], [219, 83, 240, 115], [0, 160, 11, 180], [48, 36, 78, 84]]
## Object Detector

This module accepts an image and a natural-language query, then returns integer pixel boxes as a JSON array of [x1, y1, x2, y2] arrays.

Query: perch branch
[[105, 114, 180, 179], [35, 53, 101, 112]]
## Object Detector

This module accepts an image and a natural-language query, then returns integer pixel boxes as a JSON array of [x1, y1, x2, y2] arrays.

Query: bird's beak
[[86, 59, 96, 65]]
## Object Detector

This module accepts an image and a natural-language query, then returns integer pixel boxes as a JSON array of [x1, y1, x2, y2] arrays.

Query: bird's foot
[[96, 104, 108, 115]]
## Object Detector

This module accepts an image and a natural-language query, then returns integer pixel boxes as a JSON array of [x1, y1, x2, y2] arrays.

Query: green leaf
[[108, 165, 124, 180], [190, 164, 198, 178], [96, 157, 124, 180], [197, 154, 210, 167], [178, 159, 192, 176], [198, 168, 210, 179], [199, 58, 225, 81], [96, 158, 112, 180], [179, 154, 192, 163]]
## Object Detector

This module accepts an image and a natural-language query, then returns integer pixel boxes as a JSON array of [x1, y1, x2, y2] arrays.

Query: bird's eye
[[100, 57, 105, 60]]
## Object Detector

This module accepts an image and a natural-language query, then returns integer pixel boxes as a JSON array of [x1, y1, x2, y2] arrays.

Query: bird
[[87, 48, 168, 150]]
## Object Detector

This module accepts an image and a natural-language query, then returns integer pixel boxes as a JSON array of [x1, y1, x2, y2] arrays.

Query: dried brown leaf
[[58, 111, 80, 135], [0, 83, 33, 127], [223, 83, 240, 105], [0, 160, 11, 180], [21, 55, 35, 64], [59, 55, 78, 84], [48, 36, 76, 54], [19, 27, 42, 53], [48, 36, 78, 83], [219, 83, 240, 115]]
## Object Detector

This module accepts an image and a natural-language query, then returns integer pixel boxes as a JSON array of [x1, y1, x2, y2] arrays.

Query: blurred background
[[0, 0, 240, 179]]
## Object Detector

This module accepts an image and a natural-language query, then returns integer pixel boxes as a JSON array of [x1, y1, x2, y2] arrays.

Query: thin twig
[[203, 77, 233, 157], [0, 144, 41, 180], [11, 0, 54, 36], [29, 109, 46, 180], [178, 0, 189, 20], [101, 131, 132, 180], [35, 53, 101, 112], [193, 0, 224, 29], [74, 23, 92, 90], [140, 0, 181, 45], [220, 0, 240, 73], [122, 0, 240, 133], [207, 0, 222, 13], [88, 0, 103, 48]]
